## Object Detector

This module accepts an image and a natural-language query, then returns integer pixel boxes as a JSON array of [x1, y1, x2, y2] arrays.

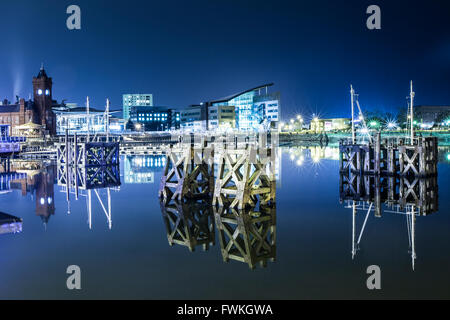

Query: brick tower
[[32, 64, 56, 134]]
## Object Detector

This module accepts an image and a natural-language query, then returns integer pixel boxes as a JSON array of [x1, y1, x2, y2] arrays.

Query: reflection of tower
[[32, 65, 56, 134], [35, 166, 56, 225]]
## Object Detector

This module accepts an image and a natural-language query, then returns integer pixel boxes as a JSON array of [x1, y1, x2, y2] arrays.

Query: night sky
[[1, 0, 449, 119]]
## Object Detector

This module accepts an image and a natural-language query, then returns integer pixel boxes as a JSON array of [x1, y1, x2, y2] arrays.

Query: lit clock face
[[37, 89, 43, 95], [45, 89, 50, 96]]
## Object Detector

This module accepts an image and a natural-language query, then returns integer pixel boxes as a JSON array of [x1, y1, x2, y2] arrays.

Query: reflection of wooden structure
[[213, 146, 275, 209], [214, 205, 276, 269], [340, 173, 438, 216], [340, 172, 439, 270], [57, 165, 120, 191], [159, 143, 214, 203], [160, 199, 215, 252], [339, 135, 438, 177]]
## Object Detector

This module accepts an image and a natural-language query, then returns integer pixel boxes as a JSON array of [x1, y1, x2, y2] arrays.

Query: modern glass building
[[208, 83, 280, 131], [123, 94, 153, 120]]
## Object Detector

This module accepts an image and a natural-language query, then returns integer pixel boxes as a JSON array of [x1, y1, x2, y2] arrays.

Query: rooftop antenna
[[409, 81, 415, 145]]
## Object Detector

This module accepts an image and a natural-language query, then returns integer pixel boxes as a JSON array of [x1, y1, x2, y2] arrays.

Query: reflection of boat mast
[[85, 187, 112, 230], [349, 201, 417, 271], [351, 202, 372, 260], [406, 204, 416, 271]]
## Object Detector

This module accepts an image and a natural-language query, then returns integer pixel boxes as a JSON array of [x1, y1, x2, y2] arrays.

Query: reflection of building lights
[[48, 197, 52, 204], [290, 155, 295, 161], [296, 159, 303, 166], [40, 198, 45, 205], [290, 119, 295, 124], [447, 154, 450, 161]]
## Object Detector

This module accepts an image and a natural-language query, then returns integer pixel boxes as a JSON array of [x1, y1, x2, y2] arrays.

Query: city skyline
[[0, 0, 450, 119]]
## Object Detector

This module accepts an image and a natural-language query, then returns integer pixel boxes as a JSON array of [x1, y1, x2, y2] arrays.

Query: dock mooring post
[[74, 132, 79, 200], [375, 132, 381, 175]]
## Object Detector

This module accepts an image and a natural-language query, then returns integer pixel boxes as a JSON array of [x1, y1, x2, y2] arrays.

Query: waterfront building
[[208, 83, 279, 131], [129, 106, 179, 132], [54, 104, 120, 135], [180, 104, 208, 132], [310, 118, 351, 133], [207, 105, 236, 131], [0, 65, 57, 136], [123, 94, 153, 120], [180, 84, 280, 132]]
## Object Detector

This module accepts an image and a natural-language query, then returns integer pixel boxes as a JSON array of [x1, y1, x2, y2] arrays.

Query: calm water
[[0, 146, 450, 299]]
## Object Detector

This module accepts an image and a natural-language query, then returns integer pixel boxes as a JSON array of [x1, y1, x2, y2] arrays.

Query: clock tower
[[32, 64, 56, 134]]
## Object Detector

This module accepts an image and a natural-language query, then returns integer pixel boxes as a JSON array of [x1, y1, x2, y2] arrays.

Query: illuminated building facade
[[180, 84, 280, 132], [207, 105, 235, 131], [123, 94, 153, 120], [129, 106, 180, 131]]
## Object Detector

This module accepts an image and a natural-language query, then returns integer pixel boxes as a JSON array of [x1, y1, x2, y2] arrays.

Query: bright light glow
[[369, 121, 378, 127], [290, 119, 295, 124], [313, 117, 319, 122], [45, 89, 50, 96], [447, 154, 450, 161], [360, 128, 369, 134], [290, 154, 295, 161], [40, 198, 45, 205], [387, 122, 397, 129], [37, 89, 43, 95], [48, 197, 52, 204]]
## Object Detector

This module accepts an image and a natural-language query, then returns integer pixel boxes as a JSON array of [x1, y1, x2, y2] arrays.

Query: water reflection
[[8, 163, 56, 225], [0, 160, 123, 230], [214, 205, 276, 269], [0, 212, 22, 235], [159, 200, 277, 269], [284, 145, 339, 167], [57, 165, 121, 229], [160, 200, 215, 252], [124, 155, 166, 184], [340, 173, 439, 270]]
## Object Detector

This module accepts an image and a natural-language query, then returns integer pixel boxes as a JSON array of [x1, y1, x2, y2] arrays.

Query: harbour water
[[0, 145, 449, 299]]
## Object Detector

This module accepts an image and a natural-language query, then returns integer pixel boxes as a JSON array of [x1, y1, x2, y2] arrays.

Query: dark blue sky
[[1, 0, 449, 119]]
